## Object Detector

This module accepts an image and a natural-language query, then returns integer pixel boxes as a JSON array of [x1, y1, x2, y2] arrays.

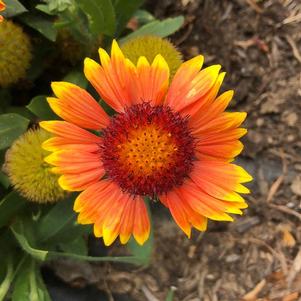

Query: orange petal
[[132, 197, 151, 245], [119, 197, 136, 244], [160, 190, 208, 234], [189, 90, 234, 130], [196, 140, 244, 160], [45, 150, 101, 166], [160, 191, 191, 237], [58, 168, 104, 191], [75, 181, 120, 225], [178, 180, 234, 221], [75, 180, 150, 246], [166, 61, 221, 111], [45, 150, 104, 191], [195, 128, 247, 145], [193, 112, 247, 135], [49, 82, 109, 130], [130, 54, 169, 106], [84, 40, 134, 112], [40, 121, 102, 144], [181, 72, 226, 117], [0, 0, 5, 21], [191, 161, 252, 195], [102, 194, 130, 246], [42, 137, 100, 152]]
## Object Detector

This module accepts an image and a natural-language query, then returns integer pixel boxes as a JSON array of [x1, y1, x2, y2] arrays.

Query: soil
[[46, 1, 301, 300]]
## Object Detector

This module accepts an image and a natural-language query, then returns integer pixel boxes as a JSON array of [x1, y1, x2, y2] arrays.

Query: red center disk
[[101, 103, 195, 196]]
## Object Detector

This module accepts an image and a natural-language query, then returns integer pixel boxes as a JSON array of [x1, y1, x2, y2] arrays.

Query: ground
[[47, 1, 301, 300]]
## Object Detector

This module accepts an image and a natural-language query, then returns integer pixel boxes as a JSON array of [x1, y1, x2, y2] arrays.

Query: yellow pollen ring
[[117, 125, 178, 176]]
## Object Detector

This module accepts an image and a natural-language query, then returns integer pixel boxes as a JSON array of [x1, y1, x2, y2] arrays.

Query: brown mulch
[[51, 1, 301, 300]]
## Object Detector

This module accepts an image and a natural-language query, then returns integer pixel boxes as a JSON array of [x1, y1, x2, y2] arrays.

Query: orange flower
[[0, 1, 5, 22], [41, 40, 252, 246]]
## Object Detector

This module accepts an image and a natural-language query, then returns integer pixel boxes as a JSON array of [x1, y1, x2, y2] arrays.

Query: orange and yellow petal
[[58, 169, 104, 191], [166, 55, 221, 111], [44, 150, 104, 191], [186, 89, 246, 160], [49, 82, 109, 130], [196, 140, 244, 161], [181, 72, 226, 117], [0, 1, 5, 22], [40, 121, 102, 144], [160, 189, 207, 236], [119, 196, 136, 244], [160, 161, 251, 236], [178, 181, 235, 221], [84, 40, 133, 112], [188, 90, 233, 131], [42, 137, 100, 152], [132, 197, 151, 245], [74, 180, 150, 246], [130, 54, 169, 106], [85, 40, 170, 112]]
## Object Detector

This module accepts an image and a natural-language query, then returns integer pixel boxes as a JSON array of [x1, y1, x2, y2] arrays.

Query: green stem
[[0, 257, 14, 301]]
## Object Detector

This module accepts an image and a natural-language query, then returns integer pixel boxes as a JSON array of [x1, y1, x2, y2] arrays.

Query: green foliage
[[2, 0, 27, 18], [134, 9, 155, 24], [11, 220, 49, 261], [11, 258, 51, 301], [77, 0, 116, 37], [0, 191, 26, 228], [120, 16, 185, 43], [113, 0, 144, 35], [0, 114, 29, 150], [63, 70, 88, 88], [20, 14, 57, 41], [0, 255, 14, 301], [36, 196, 77, 243], [165, 288, 176, 301], [27, 96, 58, 120]]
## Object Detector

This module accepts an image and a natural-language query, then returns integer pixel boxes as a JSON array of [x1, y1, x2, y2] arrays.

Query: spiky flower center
[[101, 103, 195, 196]]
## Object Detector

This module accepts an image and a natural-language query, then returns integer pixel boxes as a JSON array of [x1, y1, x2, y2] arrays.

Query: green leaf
[[48, 251, 144, 265], [77, 0, 116, 37], [127, 229, 153, 266], [2, 0, 27, 18], [134, 9, 155, 25], [59, 236, 88, 256], [165, 288, 176, 301], [12, 258, 51, 301], [5, 106, 35, 120], [0, 171, 10, 189], [20, 14, 57, 41], [63, 71, 88, 89], [37, 197, 77, 243], [120, 16, 184, 44], [10, 221, 48, 262], [35, 4, 54, 15], [113, 0, 144, 36], [0, 255, 14, 301], [0, 113, 29, 150], [0, 192, 27, 228], [48, 0, 73, 13], [27, 95, 58, 120]]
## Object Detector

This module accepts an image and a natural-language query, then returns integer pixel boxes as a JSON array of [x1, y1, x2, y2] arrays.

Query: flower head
[[121, 36, 182, 78], [5, 128, 66, 203], [0, 20, 32, 87], [41, 40, 252, 246], [0, 1, 5, 22]]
